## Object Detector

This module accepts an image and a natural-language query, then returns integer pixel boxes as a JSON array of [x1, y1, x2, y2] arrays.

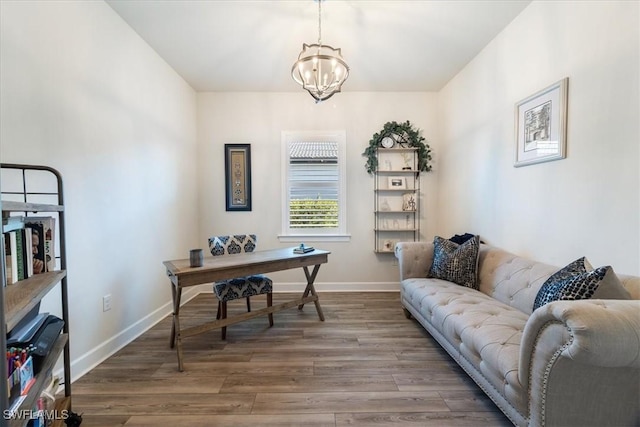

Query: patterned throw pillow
[[532, 257, 630, 311], [428, 235, 480, 289]]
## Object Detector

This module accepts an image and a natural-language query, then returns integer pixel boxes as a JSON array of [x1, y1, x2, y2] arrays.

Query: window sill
[[278, 234, 351, 243]]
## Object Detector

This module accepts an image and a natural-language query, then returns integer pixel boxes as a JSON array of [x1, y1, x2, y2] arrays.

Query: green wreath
[[362, 120, 432, 174]]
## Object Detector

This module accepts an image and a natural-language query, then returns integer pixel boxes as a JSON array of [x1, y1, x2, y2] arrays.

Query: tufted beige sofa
[[395, 241, 640, 427]]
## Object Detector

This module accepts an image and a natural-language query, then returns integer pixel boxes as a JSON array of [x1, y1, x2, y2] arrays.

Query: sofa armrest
[[394, 241, 434, 281], [519, 299, 640, 426]]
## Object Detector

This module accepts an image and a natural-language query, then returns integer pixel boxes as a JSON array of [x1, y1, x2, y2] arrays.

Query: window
[[280, 131, 348, 241]]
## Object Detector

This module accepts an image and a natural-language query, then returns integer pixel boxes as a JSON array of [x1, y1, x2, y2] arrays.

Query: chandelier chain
[[317, 0, 322, 45]]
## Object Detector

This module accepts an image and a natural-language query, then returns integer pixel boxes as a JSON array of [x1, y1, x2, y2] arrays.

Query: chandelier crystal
[[292, 0, 349, 103]]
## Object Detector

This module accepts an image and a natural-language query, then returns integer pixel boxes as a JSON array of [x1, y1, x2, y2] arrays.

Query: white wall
[[437, 0, 639, 274], [0, 1, 199, 379], [197, 92, 438, 289]]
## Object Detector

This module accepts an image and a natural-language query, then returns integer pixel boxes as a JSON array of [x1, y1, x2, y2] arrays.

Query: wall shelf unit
[[1, 164, 72, 427], [373, 148, 420, 253]]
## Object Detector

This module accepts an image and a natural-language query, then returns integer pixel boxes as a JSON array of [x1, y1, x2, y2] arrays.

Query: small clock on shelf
[[380, 136, 395, 149]]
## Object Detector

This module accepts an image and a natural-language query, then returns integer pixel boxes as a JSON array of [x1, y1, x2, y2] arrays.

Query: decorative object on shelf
[[381, 136, 395, 149], [383, 240, 395, 251], [402, 193, 416, 211], [401, 152, 413, 170], [514, 78, 568, 167], [224, 144, 252, 211], [387, 176, 406, 190], [291, 0, 349, 103], [363, 120, 432, 174], [380, 198, 391, 211]]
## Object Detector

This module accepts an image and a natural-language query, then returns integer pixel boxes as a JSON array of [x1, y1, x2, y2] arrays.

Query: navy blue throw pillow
[[428, 235, 480, 289]]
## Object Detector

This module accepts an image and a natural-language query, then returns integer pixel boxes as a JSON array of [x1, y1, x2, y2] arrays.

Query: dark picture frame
[[224, 144, 252, 211]]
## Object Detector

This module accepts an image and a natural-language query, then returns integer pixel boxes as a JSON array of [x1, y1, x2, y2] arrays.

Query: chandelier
[[291, 0, 349, 103]]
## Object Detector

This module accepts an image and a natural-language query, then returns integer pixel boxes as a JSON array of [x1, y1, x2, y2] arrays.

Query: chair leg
[[246, 296, 251, 312], [221, 301, 227, 340], [267, 293, 274, 327], [216, 300, 221, 320]]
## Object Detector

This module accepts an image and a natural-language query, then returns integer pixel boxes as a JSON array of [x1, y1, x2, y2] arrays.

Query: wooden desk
[[163, 247, 330, 371]]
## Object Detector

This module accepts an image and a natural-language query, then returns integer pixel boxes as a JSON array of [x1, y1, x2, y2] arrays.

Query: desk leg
[[170, 284, 185, 371], [169, 284, 177, 348], [298, 264, 324, 321]]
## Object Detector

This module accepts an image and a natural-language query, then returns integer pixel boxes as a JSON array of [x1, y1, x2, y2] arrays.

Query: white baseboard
[[67, 284, 209, 382], [68, 282, 398, 383]]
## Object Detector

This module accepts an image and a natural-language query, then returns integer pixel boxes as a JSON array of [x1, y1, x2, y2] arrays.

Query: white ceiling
[[106, 0, 531, 93]]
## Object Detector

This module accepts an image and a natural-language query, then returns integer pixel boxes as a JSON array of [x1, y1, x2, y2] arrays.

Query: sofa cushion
[[533, 257, 628, 310], [428, 235, 480, 289], [476, 245, 558, 315]]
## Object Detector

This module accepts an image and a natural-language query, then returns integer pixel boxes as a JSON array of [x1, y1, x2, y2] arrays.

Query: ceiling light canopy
[[292, 0, 349, 103]]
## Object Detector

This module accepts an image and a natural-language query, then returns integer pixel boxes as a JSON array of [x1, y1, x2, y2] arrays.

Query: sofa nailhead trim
[[527, 320, 574, 427]]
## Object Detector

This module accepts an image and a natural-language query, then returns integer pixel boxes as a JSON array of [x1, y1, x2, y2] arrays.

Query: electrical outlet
[[102, 294, 112, 312]]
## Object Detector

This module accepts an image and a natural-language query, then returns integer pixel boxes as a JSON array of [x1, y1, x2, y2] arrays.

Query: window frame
[[279, 130, 349, 242]]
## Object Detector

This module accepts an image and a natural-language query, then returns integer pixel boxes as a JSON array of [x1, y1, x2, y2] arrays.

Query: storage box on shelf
[[373, 148, 420, 253], [1, 164, 72, 427]]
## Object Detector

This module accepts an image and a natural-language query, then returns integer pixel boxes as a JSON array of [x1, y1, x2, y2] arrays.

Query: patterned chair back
[[208, 234, 257, 257]]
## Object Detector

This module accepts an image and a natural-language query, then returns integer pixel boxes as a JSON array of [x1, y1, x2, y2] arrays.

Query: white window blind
[[281, 131, 348, 240], [289, 142, 339, 228]]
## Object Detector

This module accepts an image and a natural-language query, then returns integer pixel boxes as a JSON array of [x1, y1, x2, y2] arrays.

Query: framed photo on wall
[[514, 78, 568, 167], [224, 144, 252, 211]]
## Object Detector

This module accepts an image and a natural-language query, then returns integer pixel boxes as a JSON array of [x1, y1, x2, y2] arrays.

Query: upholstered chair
[[207, 234, 274, 339]]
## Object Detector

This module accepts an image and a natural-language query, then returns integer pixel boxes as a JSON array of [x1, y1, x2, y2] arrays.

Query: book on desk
[[293, 245, 315, 254]]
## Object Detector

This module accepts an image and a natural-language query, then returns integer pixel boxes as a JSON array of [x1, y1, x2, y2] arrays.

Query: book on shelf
[[25, 216, 55, 272], [15, 228, 26, 281], [2, 216, 55, 283], [24, 227, 34, 277], [3, 231, 19, 285], [25, 221, 46, 275], [2, 216, 24, 233]]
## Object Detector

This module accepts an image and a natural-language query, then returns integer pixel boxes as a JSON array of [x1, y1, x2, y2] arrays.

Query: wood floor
[[71, 292, 512, 426]]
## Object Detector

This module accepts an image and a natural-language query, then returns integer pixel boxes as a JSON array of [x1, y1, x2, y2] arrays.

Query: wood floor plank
[[220, 374, 398, 393], [335, 411, 513, 426], [313, 360, 457, 376], [72, 393, 254, 415], [439, 390, 503, 412], [123, 414, 336, 427], [393, 372, 478, 391], [72, 376, 225, 394], [303, 326, 428, 339], [76, 414, 129, 427], [152, 361, 314, 377], [220, 337, 362, 350], [248, 348, 399, 362], [252, 391, 449, 414], [70, 292, 512, 426]]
